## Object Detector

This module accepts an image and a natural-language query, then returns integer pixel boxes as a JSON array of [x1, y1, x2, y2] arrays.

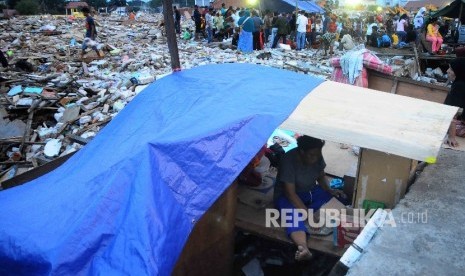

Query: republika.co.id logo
[[265, 208, 428, 228]]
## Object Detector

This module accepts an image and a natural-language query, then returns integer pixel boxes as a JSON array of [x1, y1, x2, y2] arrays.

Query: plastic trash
[[44, 139, 62, 157], [330, 178, 344, 189], [7, 85, 22, 96], [79, 115, 92, 125], [24, 87, 43, 94]]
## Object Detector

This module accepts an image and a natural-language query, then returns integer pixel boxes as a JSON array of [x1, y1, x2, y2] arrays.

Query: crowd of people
[[172, 4, 461, 57]]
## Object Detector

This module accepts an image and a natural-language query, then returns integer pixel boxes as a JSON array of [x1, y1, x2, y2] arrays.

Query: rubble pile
[[373, 53, 449, 85], [0, 14, 336, 185]]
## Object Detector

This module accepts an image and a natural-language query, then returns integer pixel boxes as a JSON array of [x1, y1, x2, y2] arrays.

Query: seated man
[[445, 58, 465, 147], [340, 34, 355, 51], [274, 135, 346, 261]]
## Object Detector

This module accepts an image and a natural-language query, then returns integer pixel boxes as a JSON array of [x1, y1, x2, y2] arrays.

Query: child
[[81, 7, 103, 58], [369, 25, 379, 47], [377, 30, 391, 48], [391, 33, 399, 47]]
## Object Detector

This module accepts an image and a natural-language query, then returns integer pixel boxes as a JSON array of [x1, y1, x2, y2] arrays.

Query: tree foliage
[[87, 0, 108, 9], [15, 0, 39, 15], [149, 0, 162, 9], [39, 0, 66, 14], [109, 0, 127, 6], [7, 0, 20, 9]]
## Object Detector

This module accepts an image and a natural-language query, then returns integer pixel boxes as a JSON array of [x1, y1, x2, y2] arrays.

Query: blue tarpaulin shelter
[[0, 64, 323, 275], [0, 62, 457, 275]]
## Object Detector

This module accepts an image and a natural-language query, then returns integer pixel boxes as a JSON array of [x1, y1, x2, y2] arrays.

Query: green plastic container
[[363, 200, 385, 213]]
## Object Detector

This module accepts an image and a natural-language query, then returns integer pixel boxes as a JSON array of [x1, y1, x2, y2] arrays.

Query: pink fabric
[[331, 67, 368, 88], [329, 51, 391, 87], [330, 52, 392, 75], [426, 35, 443, 52]]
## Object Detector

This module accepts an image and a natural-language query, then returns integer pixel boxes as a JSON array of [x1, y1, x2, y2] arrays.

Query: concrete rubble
[[0, 13, 451, 185]]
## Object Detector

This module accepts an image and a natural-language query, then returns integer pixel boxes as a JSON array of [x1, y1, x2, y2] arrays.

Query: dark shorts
[[275, 185, 333, 236]]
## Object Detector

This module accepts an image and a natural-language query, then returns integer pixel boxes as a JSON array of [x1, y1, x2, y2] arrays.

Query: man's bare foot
[[295, 245, 312, 261], [446, 137, 459, 147]]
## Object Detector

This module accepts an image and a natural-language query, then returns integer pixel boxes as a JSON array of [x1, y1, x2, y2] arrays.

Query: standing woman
[[445, 58, 465, 147], [426, 17, 443, 54], [237, 10, 254, 53], [396, 14, 408, 42]]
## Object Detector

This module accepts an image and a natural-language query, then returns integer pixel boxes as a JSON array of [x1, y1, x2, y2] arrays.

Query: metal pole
[[162, 0, 181, 71]]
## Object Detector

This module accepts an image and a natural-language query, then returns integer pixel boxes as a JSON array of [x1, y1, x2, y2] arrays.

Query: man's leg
[[276, 193, 313, 261], [81, 40, 88, 57], [290, 231, 312, 261], [272, 33, 279, 48]]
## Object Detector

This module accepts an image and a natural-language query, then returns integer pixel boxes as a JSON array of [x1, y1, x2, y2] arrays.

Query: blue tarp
[[0, 63, 324, 275], [263, 0, 325, 14], [281, 0, 325, 13]]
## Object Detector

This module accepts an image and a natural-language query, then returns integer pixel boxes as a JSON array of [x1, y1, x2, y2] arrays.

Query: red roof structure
[[65, 1, 89, 10]]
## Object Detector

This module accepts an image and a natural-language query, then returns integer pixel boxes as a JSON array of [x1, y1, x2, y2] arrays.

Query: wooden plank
[[173, 182, 237, 276], [235, 201, 346, 257], [354, 149, 412, 209], [390, 79, 398, 94], [19, 110, 34, 155], [280, 81, 457, 162], [413, 46, 422, 77], [368, 71, 448, 103], [1, 152, 76, 189], [66, 134, 89, 145]]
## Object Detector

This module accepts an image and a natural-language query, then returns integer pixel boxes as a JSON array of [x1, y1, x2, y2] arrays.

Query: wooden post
[[162, 0, 181, 72]]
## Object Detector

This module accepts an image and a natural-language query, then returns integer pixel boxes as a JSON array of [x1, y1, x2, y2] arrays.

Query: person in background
[[252, 10, 263, 50], [220, 3, 227, 16], [340, 34, 355, 50], [0, 50, 8, 68], [81, 7, 102, 58], [426, 17, 443, 54], [192, 5, 202, 40], [174, 6, 181, 34], [272, 13, 289, 48], [305, 13, 313, 48], [128, 10, 136, 21], [214, 11, 224, 40], [396, 14, 408, 42], [365, 16, 378, 45], [263, 11, 273, 44], [322, 15, 338, 55], [385, 14, 394, 35], [289, 12, 297, 42], [295, 10, 307, 51], [322, 13, 330, 34], [237, 10, 254, 53], [445, 58, 465, 147], [414, 7, 426, 30], [205, 8, 214, 43], [274, 136, 346, 261]]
